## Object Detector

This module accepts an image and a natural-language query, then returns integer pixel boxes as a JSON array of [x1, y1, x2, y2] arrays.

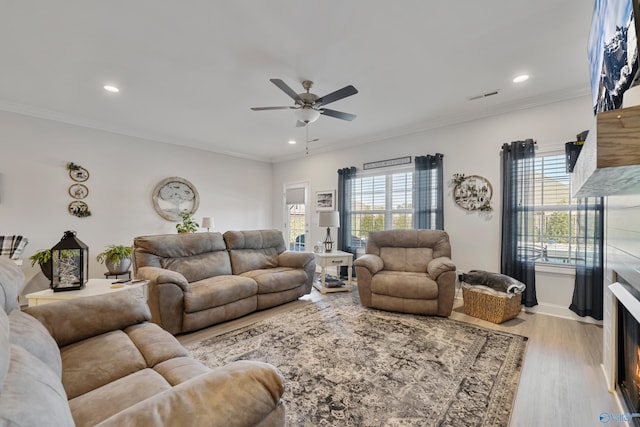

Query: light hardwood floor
[[178, 290, 622, 427]]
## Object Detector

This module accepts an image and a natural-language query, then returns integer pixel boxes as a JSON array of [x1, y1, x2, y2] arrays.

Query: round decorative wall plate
[[453, 175, 493, 211], [69, 167, 90, 182], [68, 201, 91, 217], [152, 177, 199, 221], [68, 184, 89, 199]]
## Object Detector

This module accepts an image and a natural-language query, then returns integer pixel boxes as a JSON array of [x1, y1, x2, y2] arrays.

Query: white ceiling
[[0, 0, 594, 163]]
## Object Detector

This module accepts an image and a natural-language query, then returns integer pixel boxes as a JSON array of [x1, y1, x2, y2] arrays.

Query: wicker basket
[[462, 286, 522, 324]]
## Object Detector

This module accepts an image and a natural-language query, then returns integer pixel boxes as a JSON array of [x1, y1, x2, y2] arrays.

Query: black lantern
[[50, 230, 88, 292]]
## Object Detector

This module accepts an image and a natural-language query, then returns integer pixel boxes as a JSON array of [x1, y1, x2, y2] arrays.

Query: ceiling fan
[[251, 79, 358, 127]]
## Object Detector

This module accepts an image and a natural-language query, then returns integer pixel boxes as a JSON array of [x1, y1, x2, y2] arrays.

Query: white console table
[[26, 278, 148, 307], [313, 250, 353, 294]]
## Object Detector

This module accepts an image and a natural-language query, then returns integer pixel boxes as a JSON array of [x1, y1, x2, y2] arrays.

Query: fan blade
[[296, 120, 306, 127], [251, 106, 295, 111], [316, 85, 358, 106], [270, 79, 303, 103], [320, 108, 357, 121]]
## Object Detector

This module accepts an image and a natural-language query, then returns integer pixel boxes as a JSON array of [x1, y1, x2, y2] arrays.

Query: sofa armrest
[[24, 287, 150, 347], [354, 254, 384, 275], [427, 256, 456, 280], [277, 251, 315, 269], [136, 266, 190, 292], [95, 360, 285, 427]]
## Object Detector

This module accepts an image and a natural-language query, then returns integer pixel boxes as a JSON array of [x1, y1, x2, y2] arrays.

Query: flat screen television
[[589, 0, 640, 113]]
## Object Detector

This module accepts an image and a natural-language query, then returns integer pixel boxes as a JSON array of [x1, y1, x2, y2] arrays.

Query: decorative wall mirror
[[452, 174, 493, 212], [152, 177, 199, 221]]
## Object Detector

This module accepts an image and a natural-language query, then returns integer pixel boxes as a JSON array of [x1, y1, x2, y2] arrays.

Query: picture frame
[[68, 183, 89, 199], [452, 175, 493, 212], [152, 176, 200, 221], [315, 190, 336, 211], [69, 167, 89, 182]]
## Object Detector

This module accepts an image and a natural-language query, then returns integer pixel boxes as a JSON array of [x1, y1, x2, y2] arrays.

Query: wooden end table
[[313, 250, 353, 294]]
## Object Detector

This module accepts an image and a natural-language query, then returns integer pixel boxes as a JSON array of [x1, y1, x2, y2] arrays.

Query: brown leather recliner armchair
[[354, 229, 457, 316]]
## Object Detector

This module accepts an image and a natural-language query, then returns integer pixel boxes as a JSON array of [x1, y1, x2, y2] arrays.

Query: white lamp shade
[[318, 211, 340, 228], [295, 108, 320, 124], [201, 217, 213, 229]]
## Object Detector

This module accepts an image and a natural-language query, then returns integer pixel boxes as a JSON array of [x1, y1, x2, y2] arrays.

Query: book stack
[[324, 275, 345, 288]]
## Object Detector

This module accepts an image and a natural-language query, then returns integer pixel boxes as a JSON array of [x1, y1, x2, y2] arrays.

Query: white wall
[[0, 110, 273, 295], [272, 96, 595, 316]]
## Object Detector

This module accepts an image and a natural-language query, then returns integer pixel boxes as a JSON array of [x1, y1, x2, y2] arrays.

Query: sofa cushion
[[184, 275, 258, 313], [153, 357, 211, 386], [9, 309, 62, 378], [161, 251, 233, 283], [0, 344, 74, 427], [0, 310, 9, 392], [25, 287, 150, 347], [224, 230, 287, 253], [125, 323, 189, 367], [69, 368, 171, 427], [0, 258, 24, 313], [224, 230, 287, 274], [241, 267, 308, 294], [367, 229, 452, 259], [379, 247, 433, 272], [371, 271, 439, 299], [229, 248, 279, 275], [133, 233, 232, 282], [61, 330, 148, 399]]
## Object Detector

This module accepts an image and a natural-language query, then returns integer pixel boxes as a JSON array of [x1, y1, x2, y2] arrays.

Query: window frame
[[525, 150, 579, 266], [349, 166, 414, 247]]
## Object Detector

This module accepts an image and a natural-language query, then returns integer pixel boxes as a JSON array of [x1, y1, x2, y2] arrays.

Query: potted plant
[[96, 245, 133, 275], [29, 249, 52, 280], [176, 211, 199, 234]]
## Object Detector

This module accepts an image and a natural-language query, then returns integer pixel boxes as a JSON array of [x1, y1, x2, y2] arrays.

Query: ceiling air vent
[[468, 90, 500, 101]]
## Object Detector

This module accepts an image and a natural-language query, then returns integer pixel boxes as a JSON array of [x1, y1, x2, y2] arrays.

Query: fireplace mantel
[[610, 283, 640, 324]]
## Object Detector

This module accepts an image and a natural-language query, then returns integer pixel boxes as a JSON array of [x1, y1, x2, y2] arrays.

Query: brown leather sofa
[[354, 229, 457, 316], [0, 258, 286, 427], [133, 230, 315, 334]]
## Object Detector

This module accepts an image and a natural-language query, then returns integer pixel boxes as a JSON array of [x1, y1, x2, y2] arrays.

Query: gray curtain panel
[[413, 154, 444, 230], [500, 139, 538, 307], [337, 167, 357, 277], [569, 197, 604, 320]]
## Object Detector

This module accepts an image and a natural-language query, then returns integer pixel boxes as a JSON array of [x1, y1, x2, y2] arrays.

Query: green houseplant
[[176, 211, 199, 234], [96, 245, 133, 275], [29, 249, 52, 280]]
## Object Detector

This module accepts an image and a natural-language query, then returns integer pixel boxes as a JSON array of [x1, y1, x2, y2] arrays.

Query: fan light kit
[[251, 79, 358, 127], [513, 74, 530, 83]]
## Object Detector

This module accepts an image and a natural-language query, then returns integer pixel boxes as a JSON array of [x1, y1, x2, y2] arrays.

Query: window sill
[[535, 262, 576, 275]]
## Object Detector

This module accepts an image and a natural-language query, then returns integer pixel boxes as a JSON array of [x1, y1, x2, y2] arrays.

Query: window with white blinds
[[350, 169, 413, 249], [528, 153, 578, 264]]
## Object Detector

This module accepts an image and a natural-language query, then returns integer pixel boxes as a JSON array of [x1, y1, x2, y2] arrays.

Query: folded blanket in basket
[[459, 270, 526, 294]]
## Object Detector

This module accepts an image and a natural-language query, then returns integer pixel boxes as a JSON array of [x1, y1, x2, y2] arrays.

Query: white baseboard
[[523, 302, 602, 324], [455, 296, 603, 325]]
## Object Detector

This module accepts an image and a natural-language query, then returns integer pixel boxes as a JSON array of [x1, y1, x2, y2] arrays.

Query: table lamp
[[202, 217, 214, 232], [318, 211, 340, 252]]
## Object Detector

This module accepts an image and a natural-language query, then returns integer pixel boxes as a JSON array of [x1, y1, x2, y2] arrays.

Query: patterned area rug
[[187, 292, 527, 427]]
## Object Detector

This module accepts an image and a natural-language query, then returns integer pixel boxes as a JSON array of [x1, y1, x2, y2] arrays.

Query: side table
[[26, 278, 148, 307], [313, 250, 353, 294]]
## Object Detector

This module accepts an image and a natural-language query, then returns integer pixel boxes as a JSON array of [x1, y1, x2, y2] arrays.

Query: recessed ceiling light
[[288, 140, 296, 145], [103, 85, 120, 93], [513, 74, 530, 83]]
